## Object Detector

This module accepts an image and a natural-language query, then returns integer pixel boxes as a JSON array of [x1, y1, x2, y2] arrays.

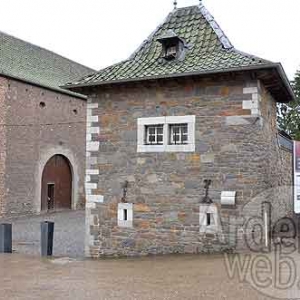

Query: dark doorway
[[41, 155, 72, 211], [47, 183, 55, 210]]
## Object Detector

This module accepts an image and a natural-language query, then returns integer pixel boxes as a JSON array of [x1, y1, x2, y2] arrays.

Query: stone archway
[[41, 154, 72, 211], [35, 147, 80, 214]]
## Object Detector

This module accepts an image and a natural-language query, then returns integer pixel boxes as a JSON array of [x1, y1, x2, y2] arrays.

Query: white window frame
[[169, 123, 188, 145], [145, 124, 164, 145], [137, 115, 195, 153]]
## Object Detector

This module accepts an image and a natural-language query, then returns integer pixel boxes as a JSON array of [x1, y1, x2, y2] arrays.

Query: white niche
[[118, 203, 133, 228], [199, 204, 220, 233]]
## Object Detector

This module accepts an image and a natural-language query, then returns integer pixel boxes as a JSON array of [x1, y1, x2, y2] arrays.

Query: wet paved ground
[[0, 212, 299, 299], [0, 210, 85, 257], [1, 252, 297, 300]]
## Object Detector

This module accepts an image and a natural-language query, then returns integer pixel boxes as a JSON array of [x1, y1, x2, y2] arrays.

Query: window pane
[[157, 135, 163, 143], [149, 127, 155, 134], [169, 123, 189, 145], [149, 135, 155, 143], [145, 124, 164, 145], [157, 127, 163, 135], [173, 127, 180, 134]]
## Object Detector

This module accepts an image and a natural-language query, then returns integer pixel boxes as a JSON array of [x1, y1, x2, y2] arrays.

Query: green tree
[[278, 70, 300, 140]]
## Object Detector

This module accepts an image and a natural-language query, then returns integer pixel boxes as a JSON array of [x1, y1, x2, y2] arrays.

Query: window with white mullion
[[145, 125, 164, 145], [137, 116, 195, 153], [169, 123, 188, 145]]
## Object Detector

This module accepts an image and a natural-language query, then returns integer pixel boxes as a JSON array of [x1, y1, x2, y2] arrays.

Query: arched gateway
[[41, 154, 72, 211]]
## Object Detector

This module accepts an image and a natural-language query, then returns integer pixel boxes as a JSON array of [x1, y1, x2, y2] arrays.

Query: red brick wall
[[1, 77, 86, 216], [0, 77, 8, 215]]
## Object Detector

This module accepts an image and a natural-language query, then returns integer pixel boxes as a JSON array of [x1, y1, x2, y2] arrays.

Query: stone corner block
[[225, 116, 251, 126]]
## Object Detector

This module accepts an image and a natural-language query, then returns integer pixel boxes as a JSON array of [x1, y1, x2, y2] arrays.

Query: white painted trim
[[85, 183, 97, 190], [242, 100, 259, 110], [243, 87, 258, 94], [199, 204, 220, 233], [86, 134, 92, 142], [86, 202, 96, 209], [165, 115, 195, 124], [137, 115, 196, 153], [118, 203, 133, 228], [86, 169, 99, 175], [87, 103, 99, 109], [87, 127, 100, 134], [87, 195, 104, 203], [138, 117, 165, 126], [242, 86, 262, 117], [137, 144, 165, 153], [86, 142, 100, 152], [87, 116, 99, 123]]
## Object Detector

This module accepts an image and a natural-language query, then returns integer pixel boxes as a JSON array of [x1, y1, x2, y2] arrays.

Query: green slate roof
[[0, 31, 94, 98], [64, 4, 271, 88]]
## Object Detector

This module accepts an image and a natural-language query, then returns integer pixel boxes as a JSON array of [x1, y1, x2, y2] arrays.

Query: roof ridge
[[0, 30, 95, 72], [198, 3, 233, 49]]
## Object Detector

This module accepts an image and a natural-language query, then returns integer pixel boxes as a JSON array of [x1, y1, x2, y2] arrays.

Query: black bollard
[[0, 223, 12, 253], [41, 221, 54, 257]]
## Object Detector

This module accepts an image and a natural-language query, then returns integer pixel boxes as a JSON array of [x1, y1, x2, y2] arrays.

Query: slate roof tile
[[64, 4, 272, 88], [0, 31, 94, 97]]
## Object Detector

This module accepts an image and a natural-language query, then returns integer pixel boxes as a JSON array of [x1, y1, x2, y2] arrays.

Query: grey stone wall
[[85, 74, 293, 257], [0, 77, 86, 216]]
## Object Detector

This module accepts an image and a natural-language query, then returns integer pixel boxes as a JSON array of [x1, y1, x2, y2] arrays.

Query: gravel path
[[0, 210, 85, 257]]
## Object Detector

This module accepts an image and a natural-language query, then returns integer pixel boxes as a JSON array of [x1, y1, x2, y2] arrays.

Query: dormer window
[[166, 46, 177, 58], [157, 30, 184, 61]]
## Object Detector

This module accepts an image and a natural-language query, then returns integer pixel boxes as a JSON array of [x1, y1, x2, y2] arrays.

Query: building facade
[[0, 32, 93, 216], [65, 4, 294, 257]]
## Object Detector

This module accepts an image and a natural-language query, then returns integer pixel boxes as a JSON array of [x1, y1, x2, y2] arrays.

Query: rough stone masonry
[[63, 4, 294, 258], [84, 75, 292, 257]]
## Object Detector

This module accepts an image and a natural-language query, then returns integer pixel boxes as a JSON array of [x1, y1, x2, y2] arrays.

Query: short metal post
[[0, 223, 12, 253], [41, 221, 54, 257]]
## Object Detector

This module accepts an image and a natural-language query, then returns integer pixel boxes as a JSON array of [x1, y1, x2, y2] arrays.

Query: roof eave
[[62, 63, 295, 103], [0, 71, 87, 100], [275, 63, 295, 102]]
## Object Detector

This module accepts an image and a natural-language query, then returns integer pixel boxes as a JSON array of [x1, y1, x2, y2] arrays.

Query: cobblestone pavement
[[0, 210, 85, 257], [0, 253, 289, 300]]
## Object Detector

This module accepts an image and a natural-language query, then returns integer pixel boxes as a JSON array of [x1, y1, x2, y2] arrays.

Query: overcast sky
[[0, 0, 299, 79]]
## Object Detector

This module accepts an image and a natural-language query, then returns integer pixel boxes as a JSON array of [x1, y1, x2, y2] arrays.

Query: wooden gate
[[41, 155, 72, 211]]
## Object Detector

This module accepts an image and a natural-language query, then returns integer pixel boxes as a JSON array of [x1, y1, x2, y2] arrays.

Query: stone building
[[64, 3, 295, 257], [0, 31, 93, 216]]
